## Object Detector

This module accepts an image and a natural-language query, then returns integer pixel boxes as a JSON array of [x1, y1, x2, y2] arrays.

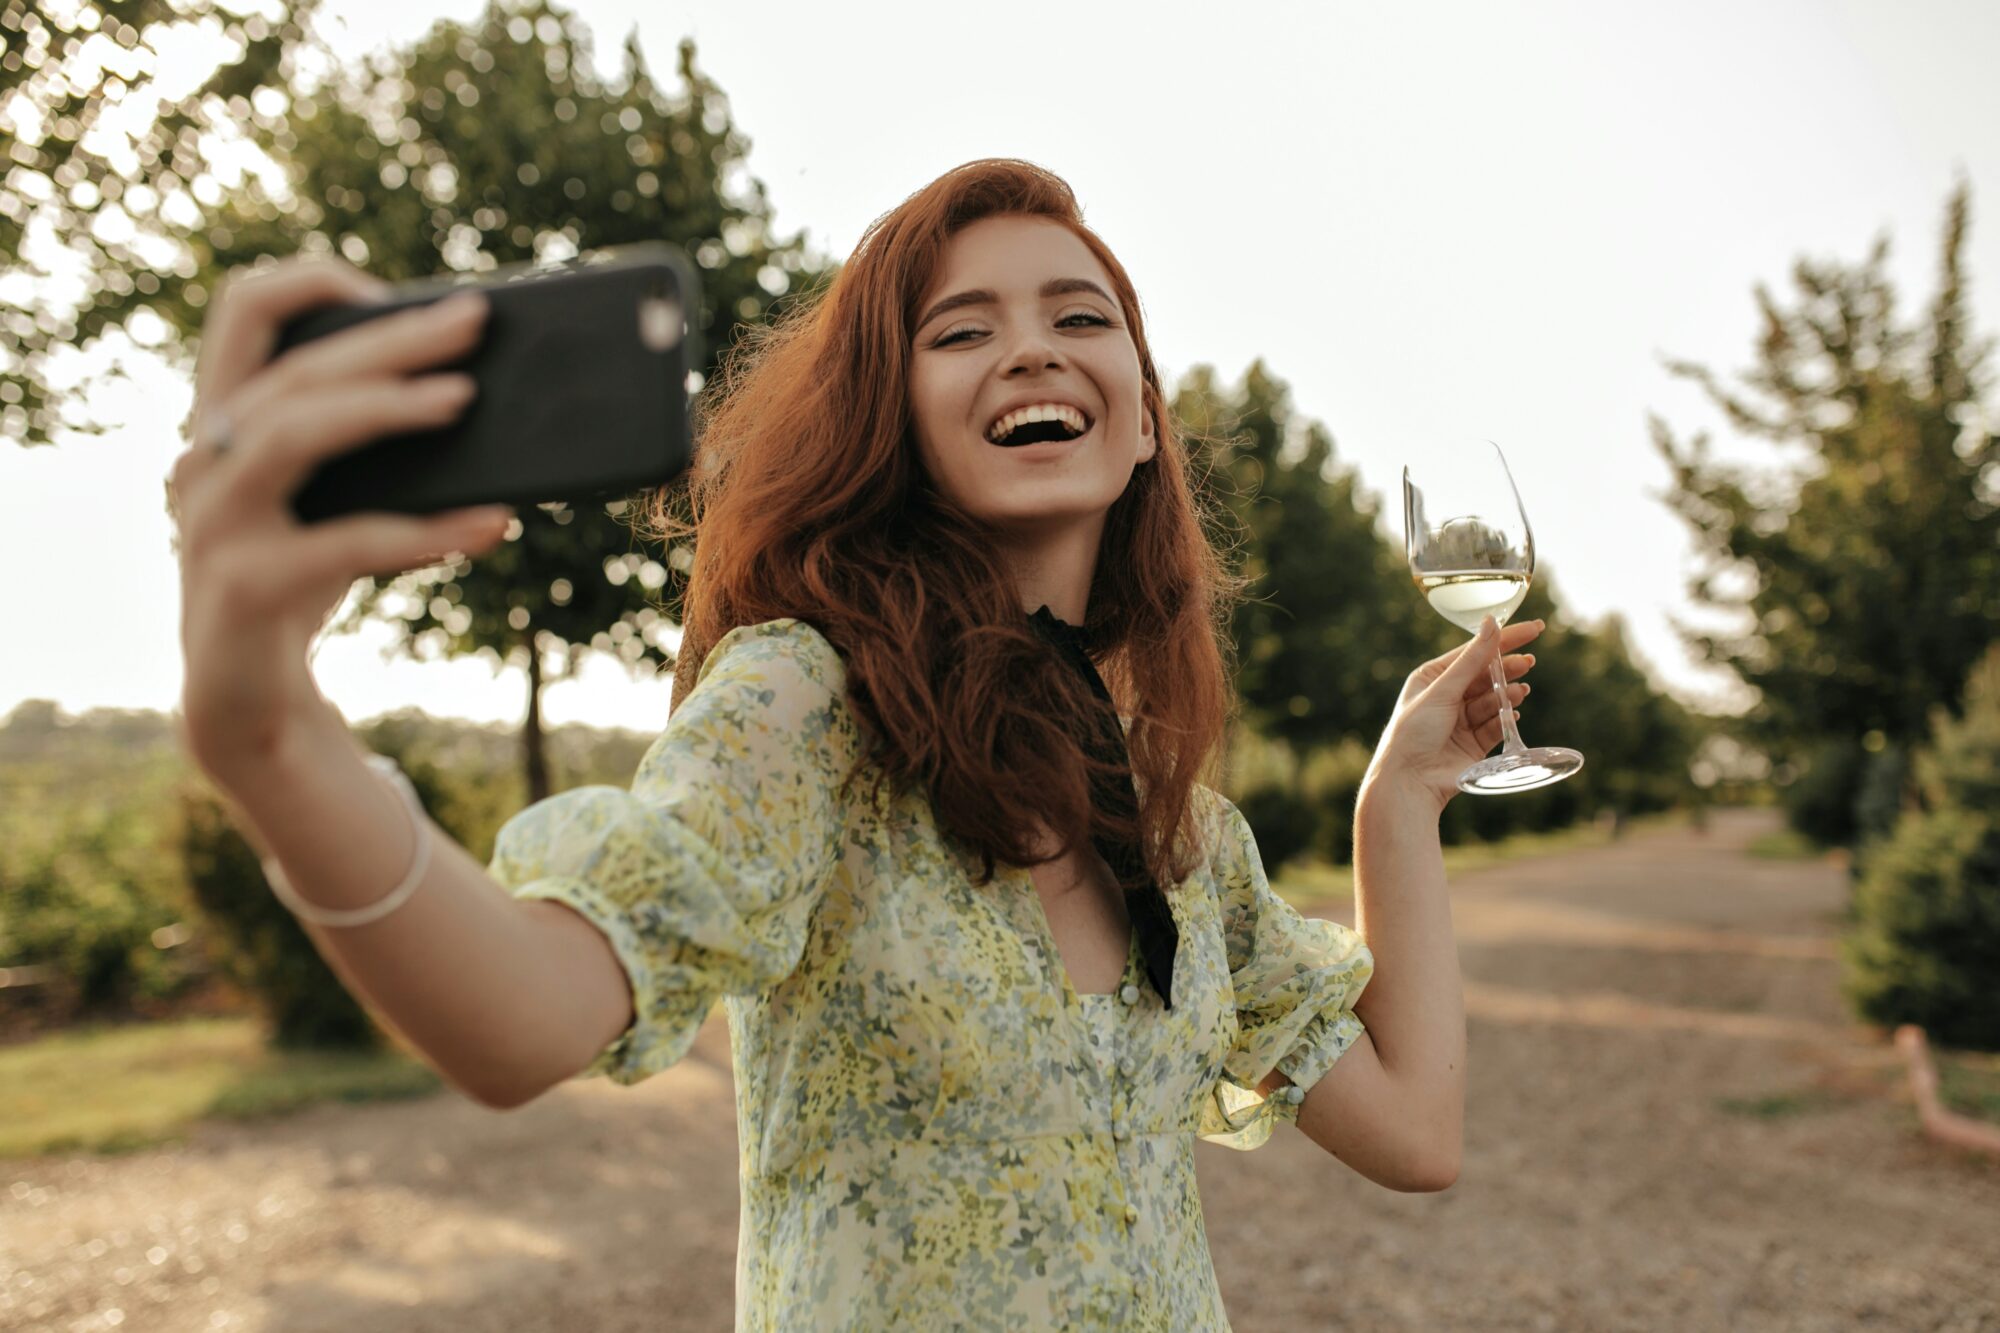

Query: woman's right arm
[[204, 711, 634, 1110], [170, 254, 629, 1108]]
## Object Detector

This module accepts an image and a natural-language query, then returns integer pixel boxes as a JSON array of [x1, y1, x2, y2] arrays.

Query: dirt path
[[5, 809, 1996, 1331]]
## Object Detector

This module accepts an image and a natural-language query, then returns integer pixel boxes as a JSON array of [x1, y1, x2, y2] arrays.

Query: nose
[[1000, 322, 1065, 377]]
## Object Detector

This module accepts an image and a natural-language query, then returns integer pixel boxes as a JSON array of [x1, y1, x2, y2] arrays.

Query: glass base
[[1458, 746, 1585, 795]]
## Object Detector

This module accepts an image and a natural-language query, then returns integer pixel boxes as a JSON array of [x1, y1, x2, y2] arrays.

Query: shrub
[[1842, 809, 2000, 1049], [173, 736, 477, 1050], [0, 811, 193, 1014], [1301, 739, 1372, 867], [1782, 736, 1868, 847], [177, 778, 382, 1050], [1223, 734, 1372, 873], [1233, 784, 1318, 876], [1841, 645, 2000, 1050], [1852, 742, 1912, 848]]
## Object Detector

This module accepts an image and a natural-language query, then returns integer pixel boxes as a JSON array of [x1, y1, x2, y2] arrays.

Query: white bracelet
[[261, 753, 433, 928]]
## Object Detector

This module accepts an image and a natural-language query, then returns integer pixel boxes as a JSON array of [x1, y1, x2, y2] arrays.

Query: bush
[[0, 808, 197, 1015], [1, 844, 177, 1010], [177, 778, 382, 1050], [1852, 743, 1912, 848], [1841, 645, 2000, 1050], [1223, 733, 1373, 873], [1842, 809, 2000, 1049], [1232, 784, 1318, 876], [1301, 739, 1372, 867], [174, 735, 478, 1050], [1783, 736, 1869, 847]]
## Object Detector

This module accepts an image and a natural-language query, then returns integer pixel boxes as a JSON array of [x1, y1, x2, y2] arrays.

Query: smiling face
[[907, 215, 1156, 547]]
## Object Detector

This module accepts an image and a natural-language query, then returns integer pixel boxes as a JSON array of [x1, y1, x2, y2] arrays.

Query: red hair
[[643, 159, 1244, 887]]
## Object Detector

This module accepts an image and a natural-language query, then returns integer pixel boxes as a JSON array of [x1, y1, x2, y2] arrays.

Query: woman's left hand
[[1364, 615, 1546, 815]]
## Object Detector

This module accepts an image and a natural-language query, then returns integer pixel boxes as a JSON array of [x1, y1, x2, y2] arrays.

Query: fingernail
[[436, 291, 488, 318]]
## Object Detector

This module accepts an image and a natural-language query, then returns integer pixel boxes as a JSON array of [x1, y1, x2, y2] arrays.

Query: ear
[[1137, 405, 1158, 463]]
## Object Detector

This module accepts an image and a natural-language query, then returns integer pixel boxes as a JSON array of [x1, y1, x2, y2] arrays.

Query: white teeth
[[987, 403, 1090, 442]]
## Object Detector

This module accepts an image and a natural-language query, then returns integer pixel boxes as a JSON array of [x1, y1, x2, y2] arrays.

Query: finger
[[291, 504, 516, 588], [1460, 652, 1535, 702], [193, 258, 394, 423], [220, 372, 480, 511], [1418, 615, 1502, 703], [263, 288, 490, 400], [1466, 680, 1529, 728]]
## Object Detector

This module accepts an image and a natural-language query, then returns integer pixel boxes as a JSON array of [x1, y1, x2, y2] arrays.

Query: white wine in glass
[[1403, 442, 1584, 795]]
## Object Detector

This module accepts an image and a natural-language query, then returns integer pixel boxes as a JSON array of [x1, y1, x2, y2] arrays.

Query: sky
[[3, 0, 1996, 737]]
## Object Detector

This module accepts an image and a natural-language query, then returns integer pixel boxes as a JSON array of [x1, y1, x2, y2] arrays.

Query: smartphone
[[270, 241, 699, 525]]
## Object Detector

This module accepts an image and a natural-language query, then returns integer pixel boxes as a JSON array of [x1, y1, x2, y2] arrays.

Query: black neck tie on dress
[[1025, 605, 1178, 1010]]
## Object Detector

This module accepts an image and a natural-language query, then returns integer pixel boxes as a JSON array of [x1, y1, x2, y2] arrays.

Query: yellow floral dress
[[487, 618, 1374, 1331]]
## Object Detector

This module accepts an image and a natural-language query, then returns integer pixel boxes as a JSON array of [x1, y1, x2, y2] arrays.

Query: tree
[[3, 0, 828, 799], [1181, 361, 1696, 860], [1654, 184, 1999, 802], [1174, 360, 1440, 751]]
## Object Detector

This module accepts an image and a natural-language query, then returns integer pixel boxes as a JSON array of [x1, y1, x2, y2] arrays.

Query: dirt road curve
[[5, 809, 1996, 1331]]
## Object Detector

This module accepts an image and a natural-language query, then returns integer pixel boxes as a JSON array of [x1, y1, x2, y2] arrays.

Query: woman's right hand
[[168, 256, 512, 779]]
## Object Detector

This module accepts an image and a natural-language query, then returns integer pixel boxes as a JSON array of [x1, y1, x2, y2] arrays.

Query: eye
[[929, 309, 1113, 348]]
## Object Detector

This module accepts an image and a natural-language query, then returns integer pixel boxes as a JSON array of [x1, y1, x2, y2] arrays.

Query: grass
[[0, 1016, 442, 1158], [1270, 811, 1687, 908], [1747, 828, 1826, 861], [1935, 1047, 2000, 1126], [1715, 1090, 1851, 1119]]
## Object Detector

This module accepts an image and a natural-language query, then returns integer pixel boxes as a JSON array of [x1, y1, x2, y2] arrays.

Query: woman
[[170, 158, 1543, 1330]]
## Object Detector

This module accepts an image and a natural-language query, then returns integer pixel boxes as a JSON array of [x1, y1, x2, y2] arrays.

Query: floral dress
[[486, 618, 1375, 1331]]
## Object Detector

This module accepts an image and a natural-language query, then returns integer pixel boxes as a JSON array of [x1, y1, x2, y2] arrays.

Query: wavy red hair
[[643, 159, 1244, 887]]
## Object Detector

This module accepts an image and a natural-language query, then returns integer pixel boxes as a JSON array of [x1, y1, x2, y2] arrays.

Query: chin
[[966, 484, 1130, 534]]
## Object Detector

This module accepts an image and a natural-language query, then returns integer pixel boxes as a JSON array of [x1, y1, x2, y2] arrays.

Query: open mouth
[[986, 404, 1094, 448]]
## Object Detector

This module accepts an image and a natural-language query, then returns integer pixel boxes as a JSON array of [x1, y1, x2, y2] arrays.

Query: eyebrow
[[914, 277, 1117, 335]]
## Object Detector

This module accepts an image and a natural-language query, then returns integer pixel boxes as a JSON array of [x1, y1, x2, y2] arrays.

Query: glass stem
[[1490, 655, 1527, 755]]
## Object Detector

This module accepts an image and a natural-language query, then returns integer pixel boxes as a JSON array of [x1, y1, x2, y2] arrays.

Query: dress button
[[1118, 984, 1140, 1006], [1113, 1124, 1129, 1142], [1122, 1204, 1139, 1225], [1284, 1084, 1306, 1105], [1117, 1055, 1136, 1078]]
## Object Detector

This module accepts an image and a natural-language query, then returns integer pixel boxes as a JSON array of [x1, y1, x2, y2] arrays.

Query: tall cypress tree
[[1654, 184, 1998, 781]]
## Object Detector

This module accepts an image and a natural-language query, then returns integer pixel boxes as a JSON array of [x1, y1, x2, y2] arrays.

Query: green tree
[[3, 0, 827, 800], [1182, 362, 1695, 862], [1654, 183, 1999, 832], [1175, 360, 1439, 750]]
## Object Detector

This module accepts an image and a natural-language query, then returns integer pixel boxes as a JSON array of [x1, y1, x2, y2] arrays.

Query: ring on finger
[[195, 406, 236, 458]]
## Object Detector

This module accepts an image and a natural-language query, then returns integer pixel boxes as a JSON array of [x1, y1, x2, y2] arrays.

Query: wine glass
[[1403, 441, 1584, 794]]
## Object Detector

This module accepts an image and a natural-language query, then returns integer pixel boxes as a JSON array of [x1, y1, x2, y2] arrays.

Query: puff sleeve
[[1197, 791, 1374, 1150], [485, 618, 862, 1086]]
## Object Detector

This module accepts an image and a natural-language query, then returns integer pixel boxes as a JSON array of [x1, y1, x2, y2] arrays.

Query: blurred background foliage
[[0, 0, 1991, 1054], [3, 0, 829, 805]]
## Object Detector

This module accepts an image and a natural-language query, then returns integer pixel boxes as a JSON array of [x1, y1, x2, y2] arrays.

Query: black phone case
[[271, 242, 698, 525]]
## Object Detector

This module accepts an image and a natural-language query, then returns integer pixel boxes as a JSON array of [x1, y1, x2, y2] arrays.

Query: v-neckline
[[1010, 861, 1140, 1006]]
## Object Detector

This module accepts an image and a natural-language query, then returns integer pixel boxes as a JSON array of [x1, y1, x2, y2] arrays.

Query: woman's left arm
[[1287, 614, 1543, 1190]]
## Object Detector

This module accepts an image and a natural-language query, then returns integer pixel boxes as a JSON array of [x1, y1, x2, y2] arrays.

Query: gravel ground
[[5, 808, 1996, 1331]]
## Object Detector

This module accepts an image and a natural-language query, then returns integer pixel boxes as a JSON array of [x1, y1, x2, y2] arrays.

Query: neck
[[997, 512, 1106, 625]]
